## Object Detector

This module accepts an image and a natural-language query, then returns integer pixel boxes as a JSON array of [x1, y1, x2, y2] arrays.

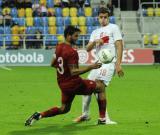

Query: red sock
[[97, 99, 106, 118], [40, 107, 61, 118]]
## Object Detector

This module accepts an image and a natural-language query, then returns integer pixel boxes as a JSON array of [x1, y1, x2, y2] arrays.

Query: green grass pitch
[[0, 65, 160, 135]]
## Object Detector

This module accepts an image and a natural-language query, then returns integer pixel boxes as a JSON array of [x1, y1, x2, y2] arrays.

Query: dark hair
[[98, 7, 110, 16], [64, 25, 80, 39]]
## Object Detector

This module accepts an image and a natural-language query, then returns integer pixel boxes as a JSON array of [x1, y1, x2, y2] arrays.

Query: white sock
[[82, 95, 92, 117]]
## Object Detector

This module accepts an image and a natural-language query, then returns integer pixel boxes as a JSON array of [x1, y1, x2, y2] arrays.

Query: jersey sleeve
[[67, 50, 78, 65], [89, 30, 96, 42], [113, 25, 122, 42]]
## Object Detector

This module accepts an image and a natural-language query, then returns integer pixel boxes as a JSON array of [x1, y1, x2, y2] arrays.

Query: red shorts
[[59, 79, 96, 104]]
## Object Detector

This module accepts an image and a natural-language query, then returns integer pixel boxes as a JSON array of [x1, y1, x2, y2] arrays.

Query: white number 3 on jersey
[[57, 57, 64, 74]]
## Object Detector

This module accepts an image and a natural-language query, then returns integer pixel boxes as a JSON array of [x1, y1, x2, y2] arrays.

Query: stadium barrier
[[0, 49, 154, 66]]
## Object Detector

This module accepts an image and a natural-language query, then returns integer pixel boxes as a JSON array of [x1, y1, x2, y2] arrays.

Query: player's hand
[[90, 61, 102, 69], [115, 64, 124, 77], [95, 39, 104, 46]]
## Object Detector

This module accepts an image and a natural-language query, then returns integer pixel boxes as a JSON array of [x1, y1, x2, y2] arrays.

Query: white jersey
[[89, 23, 122, 63]]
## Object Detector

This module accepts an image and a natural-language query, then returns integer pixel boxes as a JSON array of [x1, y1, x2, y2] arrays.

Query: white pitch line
[[0, 66, 12, 71]]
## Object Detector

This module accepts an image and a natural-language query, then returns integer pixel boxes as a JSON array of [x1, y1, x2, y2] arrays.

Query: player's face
[[70, 32, 79, 44], [98, 13, 109, 26]]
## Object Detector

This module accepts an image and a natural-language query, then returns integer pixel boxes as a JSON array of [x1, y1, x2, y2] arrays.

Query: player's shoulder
[[108, 23, 120, 29]]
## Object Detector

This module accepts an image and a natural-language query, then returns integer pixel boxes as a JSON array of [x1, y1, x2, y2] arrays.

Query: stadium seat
[[45, 35, 58, 45], [47, 0, 54, 8], [92, 7, 98, 17], [56, 17, 63, 26], [143, 34, 149, 45], [93, 17, 99, 26], [155, 8, 160, 16], [0, 27, 4, 34], [12, 35, 20, 46], [34, 17, 42, 26], [109, 16, 116, 24], [26, 17, 33, 26], [62, 8, 69, 17], [78, 8, 84, 16], [40, 0, 47, 6], [57, 35, 64, 43], [84, 7, 92, 17], [71, 17, 78, 26], [79, 26, 87, 35], [26, 26, 35, 34], [26, 8, 32, 17], [151, 34, 159, 45], [10, 8, 18, 18], [57, 26, 64, 34], [87, 26, 94, 34], [19, 26, 26, 34], [48, 17, 56, 26], [48, 8, 54, 16], [70, 8, 77, 17], [64, 17, 71, 26], [11, 25, 19, 34], [4, 27, 11, 35], [142, 9, 147, 16], [147, 7, 154, 16], [2, 7, 11, 15], [0, 36, 3, 46], [41, 17, 48, 26], [86, 17, 93, 26], [55, 8, 62, 17], [18, 8, 25, 18], [49, 26, 57, 34], [5, 35, 12, 46], [78, 16, 86, 26]]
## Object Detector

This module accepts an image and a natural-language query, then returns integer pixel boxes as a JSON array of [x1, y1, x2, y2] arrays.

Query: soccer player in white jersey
[[74, 7, 124, 124]]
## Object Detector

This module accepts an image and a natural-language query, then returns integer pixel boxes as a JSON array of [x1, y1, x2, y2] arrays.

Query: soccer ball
[[97, 49, 114, 64]]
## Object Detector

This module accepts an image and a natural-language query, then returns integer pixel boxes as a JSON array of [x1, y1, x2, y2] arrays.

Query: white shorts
[[87, 63, 115, 86]]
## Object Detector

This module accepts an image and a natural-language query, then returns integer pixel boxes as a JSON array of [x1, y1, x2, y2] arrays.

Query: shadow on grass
[[9, 123, 96, 135]]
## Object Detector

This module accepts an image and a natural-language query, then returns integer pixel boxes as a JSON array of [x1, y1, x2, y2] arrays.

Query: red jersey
[[53, 43, 82, 91]]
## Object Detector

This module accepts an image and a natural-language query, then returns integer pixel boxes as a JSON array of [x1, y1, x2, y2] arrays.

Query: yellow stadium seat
[[26, 17, 33, 26], [12, 36, 20, 46], [70, 8, 77, 17], [18, 8, 25, 18], [26, 8, 32, 17], [19, 26, 26, 34], [71, 17, 78, 26], [2, 7, 11, 15], [40, 0, 47, 6], [48, 8, 55, 16], [155, 8, 160, 16], [78, 16, 86, 26], [62, 8, 69, 17], [48, 17, 56, 26], [147, 7, 154, 16], [151, 34, 159, 45], [12, 25, 19, 35], [57, 35, 65, 43], [84, 7, 92, 17], [143, 34, 149, 45], [79, 26, 87, 35], [49, 26, 57, 34]]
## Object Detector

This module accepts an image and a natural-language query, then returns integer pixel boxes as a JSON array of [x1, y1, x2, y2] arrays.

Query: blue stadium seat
[[109, 16, 116, 24], [86, 17, 93, 26], [12, 18, 25, 26], [57, 26, 64, 34], [93, 7, 98, 17], [0, 27, 4, 34], [64, 17, 71, 26], [34, 17, 42, 26], [47, 0, 54, 8], [43, 27, 49, 34], [5, 35, 12, 46], [93, 17, 99, 26], [56, 17, 64, 26], [0, 1, 2, 7], [55, 8, 62, 17], [78, 8, 84, 16], [26, 27, 35, 34], [142, 9, 147, 16], [45, 35, 58, 46], [4, 27, 11, 35], [10, 8, 18, 18], [87, 26, 94, 34], [0, 36, 3, 46], [41, 17, 48, 26]]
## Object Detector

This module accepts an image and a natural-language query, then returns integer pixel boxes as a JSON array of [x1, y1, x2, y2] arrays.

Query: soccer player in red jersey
[[25, 25, 107, 126]]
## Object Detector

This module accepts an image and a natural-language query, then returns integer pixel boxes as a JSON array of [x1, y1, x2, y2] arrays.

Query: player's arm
[[51, 57, 56, 67], [69, 63, 102, 76], [115, 40, 124, 77]]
